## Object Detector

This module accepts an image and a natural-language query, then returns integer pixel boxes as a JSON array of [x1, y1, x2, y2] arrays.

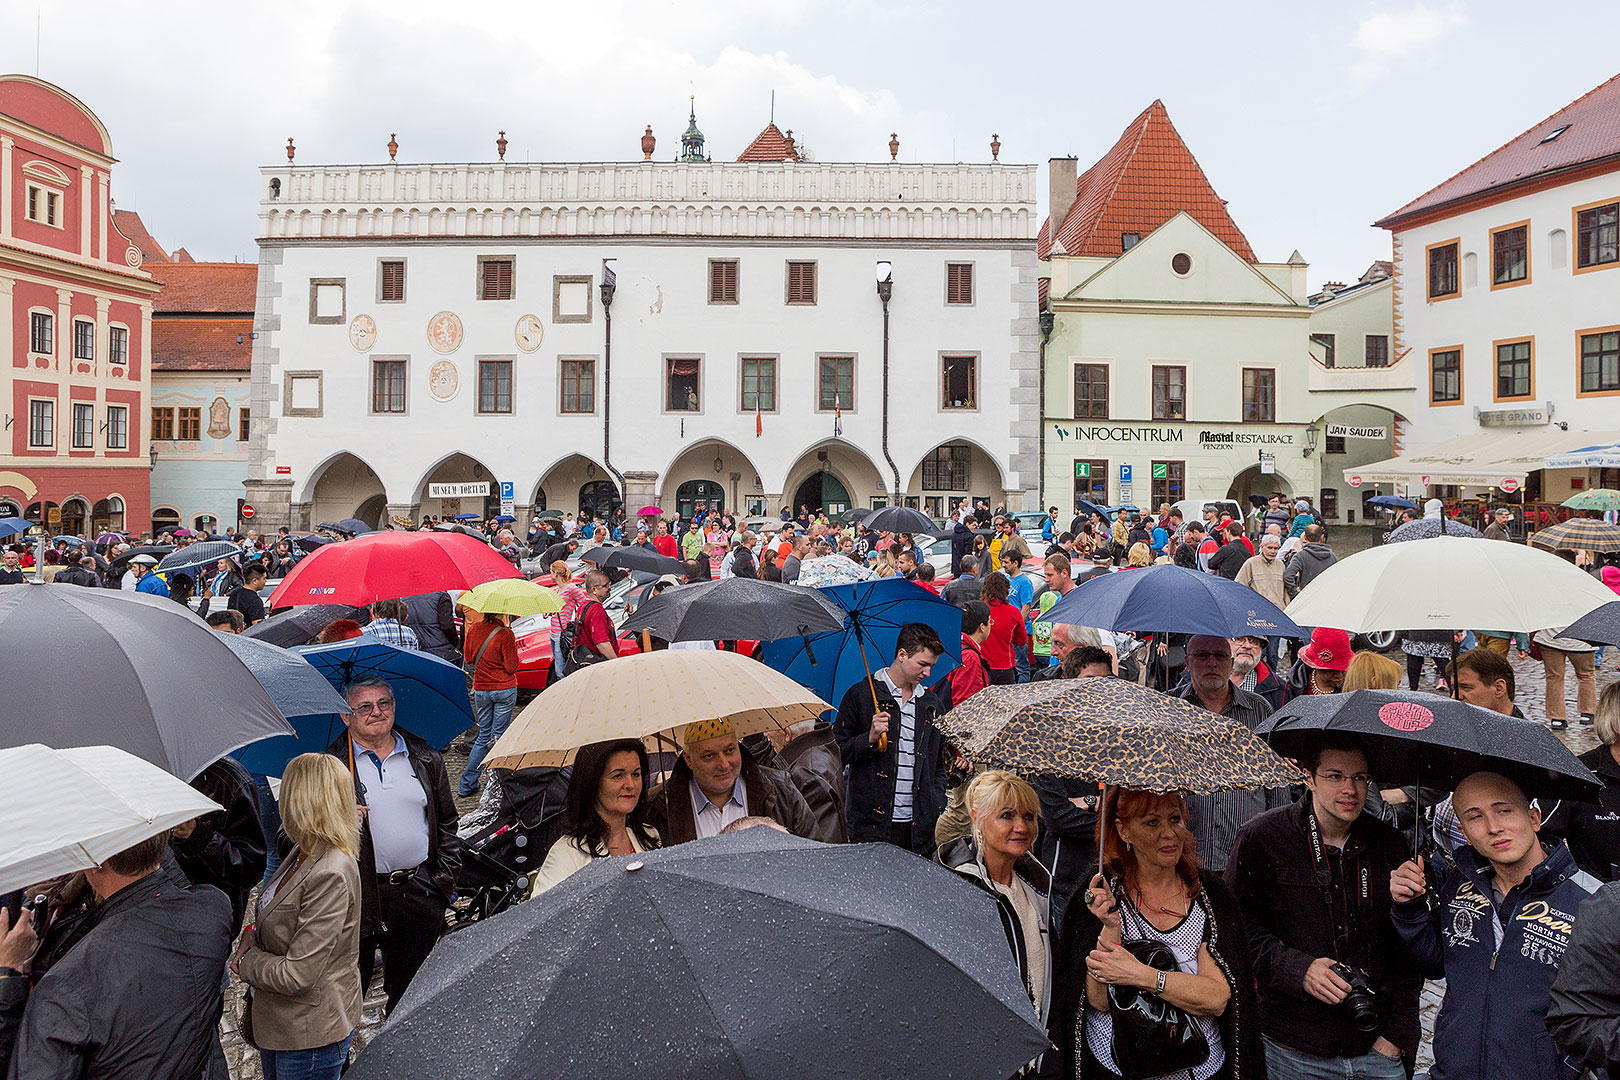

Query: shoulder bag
[[1106, 889, 1210, 1080]]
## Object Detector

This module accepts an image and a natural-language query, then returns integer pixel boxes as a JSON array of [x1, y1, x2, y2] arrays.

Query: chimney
[[1048, 157, 1077, 247]]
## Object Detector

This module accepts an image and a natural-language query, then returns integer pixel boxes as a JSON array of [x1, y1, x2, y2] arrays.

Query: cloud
[[1348, 4, 1469, 89]]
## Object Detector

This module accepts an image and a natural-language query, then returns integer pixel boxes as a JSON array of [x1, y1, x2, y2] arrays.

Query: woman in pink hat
[[1286, 627, 1352, 700]]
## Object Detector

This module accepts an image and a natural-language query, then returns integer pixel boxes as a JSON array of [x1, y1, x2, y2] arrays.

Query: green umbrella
[[1562, 489, 1620, 512]]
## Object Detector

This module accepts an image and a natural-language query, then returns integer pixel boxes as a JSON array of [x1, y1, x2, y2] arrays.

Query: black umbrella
[[0, 586, 293, 780], [346, 831, 1048, 1080], [1563, 601, 1620, 647], [286, 531, 331, 554], [155, 540, 241, 578], [582, 545, 684, 576], [320, 518, 374, 537], [107, 544, 174, 569], [622, 577, 845, 643], [838, 506, 873, 526], [242, 604, 366, 648], [862, 505, 940, 537]]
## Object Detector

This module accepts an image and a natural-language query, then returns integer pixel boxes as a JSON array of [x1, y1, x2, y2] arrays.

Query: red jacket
[[949, 634, 990, 705], [981, 601, 1028, 669]]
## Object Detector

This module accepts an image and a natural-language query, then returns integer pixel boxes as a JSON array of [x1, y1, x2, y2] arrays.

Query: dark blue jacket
[[1392, 841, 1600, 1080], [833, 675, 949, 854]]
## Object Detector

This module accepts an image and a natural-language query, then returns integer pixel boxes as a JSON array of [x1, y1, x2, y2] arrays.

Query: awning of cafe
[[1344, 428, 1620, 487]]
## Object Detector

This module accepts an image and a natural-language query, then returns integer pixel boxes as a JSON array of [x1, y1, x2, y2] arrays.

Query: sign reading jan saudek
[[1325, 423, 1388, 440], [1052, 424, 1295, 446]]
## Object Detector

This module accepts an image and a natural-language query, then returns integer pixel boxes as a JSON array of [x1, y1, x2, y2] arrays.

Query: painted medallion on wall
[[428, 311, 464, 354], [514, 314, 544, 353], [428, 360, 460, 402], [207, 397, 231, 440], [348, 314, 377, 352]]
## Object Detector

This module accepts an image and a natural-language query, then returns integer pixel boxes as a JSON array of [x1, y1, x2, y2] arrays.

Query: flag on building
[[833, 393, 842, 437]]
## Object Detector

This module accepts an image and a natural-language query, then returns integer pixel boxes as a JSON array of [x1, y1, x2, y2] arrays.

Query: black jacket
[[0, 866, 233, 1080], [834, 675, 950, 851], [1209, 540, 1250, 580], [171, 755, 267, 934], [1542, 745, 1620, 882], [776, 724, 849, 843], [941, 574, 982, 609], [936, 836, 1053, 1024], [326, 730, 462, 937], [1034, 777, 1099, 901], [950, 521, 973, 576], [404, 591, 461, 663], [1548, 880, 1620, 1074], [51, 563, 99, 587], [1225, 798, 1423, 1060]]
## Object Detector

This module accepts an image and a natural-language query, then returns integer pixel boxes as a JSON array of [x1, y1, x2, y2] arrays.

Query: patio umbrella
[[622, 577, 845, 643], [1039, 563, 1304, 639], [1365, 495, 1419, 510], [1562, 601, 1620, 648], [486, 650, 827, 770], [0, 744, 222, 895], [459, 578, 563, 618], [635, 505, 664, 516], [1563, 489, 1620, 513], [346, 830, 1049, 1080], [156, 540, 241, 578], [794, 554, 877, 588], [242, 603, 366, 647], [267, 530, 520, 608], [1529, 517, 1620, 554], [582, 545, 684, 577], [292, 636, 474, 753], [0, 587, 292, 780], [1385, 517, 1483, 543], [862, 505, 941, 537]]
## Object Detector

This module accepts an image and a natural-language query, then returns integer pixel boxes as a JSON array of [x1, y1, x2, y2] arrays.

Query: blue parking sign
[[1119, 464, 1132, 484], [499, 481, 514, 500]]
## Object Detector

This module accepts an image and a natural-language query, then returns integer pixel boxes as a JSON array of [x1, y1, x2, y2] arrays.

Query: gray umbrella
[[218, 634, 353, 720], [155, 540, 241, 577], [862, 505, 942, 537], [1385, 517, 1483, 543], [347, 831, 1049, 1080], [241, 604, 366, 648], [0, 586, 293, 780]]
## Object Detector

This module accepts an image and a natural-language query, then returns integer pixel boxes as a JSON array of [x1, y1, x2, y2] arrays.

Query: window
[[786, 261, 817, 305], [285, 372, 323, 417], [946, 263, 973, 304], [1576, 201, 1619, 270], [1365, 335, 1389, 367], [29, 312, 53, 355], [1242, 368, 1276, 421], [1073, 364, 1109, 419], [1579, 328, 1620, 396], [73, 320, 94, 360], [740, 356, 775, 411], [1151, 461, 1185, 507], [1491, 222, 1529, 287], [72, 403, 94, 449], [28, 400, 52, 448], [1170, 252, 1193, 276], [709, 259, 738, 304], [553, 275, 593, 322], [177, 407, 202, 441], [1494, 338, 1534, 400], [478, 257, 515, 301], [1602, 468, 1620, 490], [1313, 334, 1336, 367], [1326, 434, 1346, 454], [561, 358, 595, 413], [1121, 232, 1140, 252], [372, 360, 407, 413], [478, 359, 513, 414], [151, 407, 175, 440], [25, 185, 60, 227], [1430, 347, 1462, 404], [922, 445, 970, 490], [1152, 365, 1186, 420], [106, 406, 128, 449], [309, 279, 345, 323], [1427, 239, 1460, 299], [379, 260, 406, 302], [1073, 459, 1108, 505], [109, 326, 128, 365], [666, 357, 701, 411], [941, 354, 977, 409], [1320, 488, 1339, 518], [238, 408, 250, 442], [817, 355, 853, 411]]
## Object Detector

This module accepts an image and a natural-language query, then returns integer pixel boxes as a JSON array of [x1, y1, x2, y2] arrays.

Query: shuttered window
[[380, 260, 406, 301], [479, 257, 515, 301], [946, 263, 973, 304], [709, 259, 738, 304], [786, 261, 817, 305]]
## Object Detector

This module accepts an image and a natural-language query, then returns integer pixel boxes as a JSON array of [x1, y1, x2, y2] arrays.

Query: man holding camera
[[1227, 738, 1421, 1079]]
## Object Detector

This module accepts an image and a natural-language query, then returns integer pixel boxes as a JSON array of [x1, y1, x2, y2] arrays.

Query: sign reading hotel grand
[[1053, 424, 1295, 446]]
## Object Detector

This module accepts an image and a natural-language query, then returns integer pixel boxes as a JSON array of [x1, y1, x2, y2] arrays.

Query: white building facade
[[247, 149, 1040, 530]]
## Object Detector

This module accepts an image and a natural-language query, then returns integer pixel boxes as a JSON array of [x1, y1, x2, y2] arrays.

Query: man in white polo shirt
[[327, 672, 461, 1014]]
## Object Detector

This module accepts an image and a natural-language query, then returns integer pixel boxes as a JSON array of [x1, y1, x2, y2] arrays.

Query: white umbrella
[[1284, 535, 1616, 634], [0, 744, 221, 895], [795, 555, 876, 588]]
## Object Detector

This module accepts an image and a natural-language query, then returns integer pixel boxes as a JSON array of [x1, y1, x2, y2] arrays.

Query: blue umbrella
[[1040, 563, 1304, 639], [453, 513, 480, 521], [762, 577, 961, 712], [492, 515, 516, 525], [50, 535, 86, 547], [0, 519, 29, 540], [221, 635, 356, 775], [1365, 495, 1419, 510]]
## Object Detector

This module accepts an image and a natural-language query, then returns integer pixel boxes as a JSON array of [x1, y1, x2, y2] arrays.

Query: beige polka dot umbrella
[[484, 650, 830, 769]]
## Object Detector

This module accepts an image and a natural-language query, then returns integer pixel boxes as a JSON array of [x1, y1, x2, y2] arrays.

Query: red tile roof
[[1379, 72, 1620, 228], [111, 210, 170, 265], [151, 316, 252, 372], [736, 123, 800, 163], [148, 261, 257, 314], [1038, 100, 1255, 262]]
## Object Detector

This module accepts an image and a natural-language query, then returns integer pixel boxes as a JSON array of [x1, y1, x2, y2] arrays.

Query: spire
[[680, 95, 707, 162]]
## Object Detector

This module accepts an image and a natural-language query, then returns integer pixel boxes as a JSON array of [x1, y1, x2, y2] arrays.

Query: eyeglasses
[[1188, 651, 1232, 663], [1315, 771, 1371, 787], [351, 699, 396, 717]]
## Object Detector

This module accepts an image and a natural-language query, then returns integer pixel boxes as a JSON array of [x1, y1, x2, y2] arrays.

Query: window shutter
[[381, 261, 404, 301], [947, 264, 972, 304], [483, 259, 513, 300], [788, 262, 816, 303]]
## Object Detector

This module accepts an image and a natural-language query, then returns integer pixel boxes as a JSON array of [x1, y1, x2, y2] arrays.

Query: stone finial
[[496, 131, 508, 161], [991, 133, 1000, 162], [889, 133, 899, 161], [784, 129, 795, 159], [388, 133, 398, 161], [286, 137, 295, 163], [641, 124, 656, 160]]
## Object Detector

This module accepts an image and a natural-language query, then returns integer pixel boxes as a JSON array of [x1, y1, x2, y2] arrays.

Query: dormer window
[[21, 161, 69, 229]]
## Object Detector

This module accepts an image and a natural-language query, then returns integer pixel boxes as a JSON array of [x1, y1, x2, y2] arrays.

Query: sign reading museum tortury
[[428, 482, 493, 499]]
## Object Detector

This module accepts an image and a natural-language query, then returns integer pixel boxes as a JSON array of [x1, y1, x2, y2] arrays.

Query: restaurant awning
[[1344, 428, 1620, 487], [1544, 439, 1620, 470]]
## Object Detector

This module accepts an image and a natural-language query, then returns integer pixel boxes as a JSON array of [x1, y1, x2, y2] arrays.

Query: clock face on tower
[[427, 311, 464, 354], [514, 314, 544, 352]]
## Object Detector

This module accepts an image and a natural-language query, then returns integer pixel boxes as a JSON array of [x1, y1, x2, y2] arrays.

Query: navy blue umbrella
[[1366, 495, 1419, 509], [1040, 563, 1303, 639], [762, 577, 961, 710]]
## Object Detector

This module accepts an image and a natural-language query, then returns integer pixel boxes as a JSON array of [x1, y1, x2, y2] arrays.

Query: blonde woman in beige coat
[[232, 753, 363, 1080]]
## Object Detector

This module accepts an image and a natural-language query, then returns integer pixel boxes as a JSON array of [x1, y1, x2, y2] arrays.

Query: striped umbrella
[[1562, 489, 1620, 513], [1529, 517, 1620, 554]]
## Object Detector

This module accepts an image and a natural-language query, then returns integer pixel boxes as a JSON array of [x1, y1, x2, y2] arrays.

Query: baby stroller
[[450, 764, 571, 929]]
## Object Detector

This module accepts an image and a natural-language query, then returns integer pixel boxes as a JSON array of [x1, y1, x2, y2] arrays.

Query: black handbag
[[1106, 906, 1210, 1079]]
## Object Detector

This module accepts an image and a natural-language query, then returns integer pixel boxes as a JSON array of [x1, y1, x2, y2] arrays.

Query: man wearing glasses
[[1227, 738, 1422, 1079], [327, 673, 462, 1014]]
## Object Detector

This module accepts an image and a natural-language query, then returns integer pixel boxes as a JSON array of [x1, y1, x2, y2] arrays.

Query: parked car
[[1169, 498, 1244, 528], [508, 569, 650, 691]]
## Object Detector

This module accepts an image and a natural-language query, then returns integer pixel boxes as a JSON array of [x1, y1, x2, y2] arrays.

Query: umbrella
[[0, 745, 222, 895], [581, 545, 684, 577], [1258, 689, 1600, 803], [0, 587, 292, 780], [761, 577, 962, 712], [318, 518, 373, 537], [219, 634, 354, 722], [1529, 517, 1620, 554], [1365, 495, 1419, 510], [485, 650, 828, 770], [1562, 601, 1620, 648], [1563, 489, 1620, 513], [1040, 563, 1304, 639], [431, 522, 484, 537], [293, 636, 474, 752], [491, 515, 516, 525], [453, 513, 480, 521], [94, 531, 125, 546], [287, 531, 331, 553], [635, 505, 664, 516], [862, 505, 941, 537], [459, 578, 563, 617], [171, 528, 196, 538], [107, 544, 174, 569], [267, 530, 521, 608], [242, 603, 366, 647], [795, 554, 876, 588], [0, 519, 30, 540], [156, 540, 241, 578], [51, 535, 86, 547], [1545, 440, 1620, 470], [534, 509, 563, 520], [1385, 517, 1483, 543], [346, 830, 1049, 1080], [839, 506, 873, 526], [622, 577, 846, 643]]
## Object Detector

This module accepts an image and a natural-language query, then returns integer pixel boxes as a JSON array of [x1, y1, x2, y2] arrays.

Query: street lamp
[[599, 258, 625, 506], [1302, 422, 1319, 458], [875, 261, 899, 501]]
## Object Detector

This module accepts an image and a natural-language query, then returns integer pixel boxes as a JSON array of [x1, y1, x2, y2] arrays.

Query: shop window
[[1151, 461, 1185, 507]]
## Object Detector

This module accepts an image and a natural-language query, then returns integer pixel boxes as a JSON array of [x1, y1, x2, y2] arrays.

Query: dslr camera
[[1330, 963, 1379, 1033]]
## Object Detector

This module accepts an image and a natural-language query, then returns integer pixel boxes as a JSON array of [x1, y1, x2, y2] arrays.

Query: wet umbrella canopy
[[156, 540, 241, 578], [242, 603, 367, 647], [1039, 563, 1304, 639], [582, 545, 684, 577], [1564, 601, 1620, 647], [861, 505, 941, 537], [347, 830, 1049, 1080], [1385, 517, 1483, 543], [622, 577, 845, 643]]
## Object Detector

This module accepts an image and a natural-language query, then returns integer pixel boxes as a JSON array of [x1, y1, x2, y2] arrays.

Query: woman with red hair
[[1048, 787, 1265, 1079]]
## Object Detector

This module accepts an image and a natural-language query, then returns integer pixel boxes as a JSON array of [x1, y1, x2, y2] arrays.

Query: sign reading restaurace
[[428, 482, 492, 499], [1325, 423, 1388, 440]]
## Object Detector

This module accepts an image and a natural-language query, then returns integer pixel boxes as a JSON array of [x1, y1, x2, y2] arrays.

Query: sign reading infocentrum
[[1051, 424, 1296, 446]]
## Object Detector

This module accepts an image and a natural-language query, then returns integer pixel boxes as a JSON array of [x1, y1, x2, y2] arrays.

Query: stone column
[[622, 470, 659, 512], [243, 477, 294, 533], [386, 503, 422, 529]]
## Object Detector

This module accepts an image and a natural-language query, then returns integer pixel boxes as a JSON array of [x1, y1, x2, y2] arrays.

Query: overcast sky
[[4, 0, 1613, 283]]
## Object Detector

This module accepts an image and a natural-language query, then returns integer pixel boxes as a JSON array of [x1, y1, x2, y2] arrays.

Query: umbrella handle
[[799, 627, 818, 668], [853, 618, 887, 752], [1097, 782, 1107, 880]]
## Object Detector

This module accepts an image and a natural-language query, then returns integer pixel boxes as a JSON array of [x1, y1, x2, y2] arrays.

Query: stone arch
[[780, 439, 888, 517], [411, 451, 500, 518], [657, 439, 768, 519], [903, 437, 1012, 516], [300, 451, 387, 530]]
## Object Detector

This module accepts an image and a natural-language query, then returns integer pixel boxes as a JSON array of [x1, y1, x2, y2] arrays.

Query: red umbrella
[[266, 530, 521, 608]]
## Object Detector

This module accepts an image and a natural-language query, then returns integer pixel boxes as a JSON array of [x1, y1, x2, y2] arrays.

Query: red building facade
[[0, 74, 158, 538]]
